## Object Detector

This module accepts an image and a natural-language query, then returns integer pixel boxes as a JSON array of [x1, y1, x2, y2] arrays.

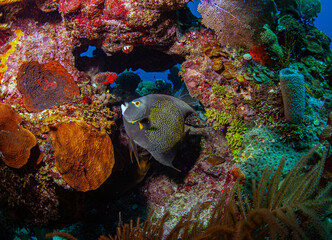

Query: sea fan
[[198, 0, 276, 48]]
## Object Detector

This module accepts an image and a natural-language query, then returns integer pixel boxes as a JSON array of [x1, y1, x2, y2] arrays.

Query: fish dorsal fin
[[175, 87, 199, 107]]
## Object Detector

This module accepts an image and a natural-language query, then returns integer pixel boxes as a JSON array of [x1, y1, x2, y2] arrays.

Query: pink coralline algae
[[58, 0, 82, 13], [181, 56, 222, 107], [58, 0, 189, 55], [17, 61, 80, 112], [1, 18, 83, 108], [104, 0, 128, 20]]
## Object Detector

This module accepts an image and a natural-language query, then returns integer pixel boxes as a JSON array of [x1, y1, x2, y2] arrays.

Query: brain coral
[[50, 121, 114, 192], [0, 103, 37, 168], [17, 61, 80, 112]]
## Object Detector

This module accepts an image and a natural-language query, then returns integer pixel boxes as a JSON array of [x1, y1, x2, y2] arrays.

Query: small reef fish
[[122, 45, 134, 54], [121, 94, 195, 171], [103, 73, 117, 84]]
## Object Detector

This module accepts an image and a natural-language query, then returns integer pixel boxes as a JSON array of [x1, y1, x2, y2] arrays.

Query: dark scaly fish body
[[121, 94, 195, 171]]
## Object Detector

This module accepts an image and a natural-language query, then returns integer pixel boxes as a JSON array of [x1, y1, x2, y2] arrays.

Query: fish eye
[[133, 101, 141, 107]]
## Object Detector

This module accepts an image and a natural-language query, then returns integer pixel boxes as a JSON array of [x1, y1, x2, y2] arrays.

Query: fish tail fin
[[151, 149, 181, 172]]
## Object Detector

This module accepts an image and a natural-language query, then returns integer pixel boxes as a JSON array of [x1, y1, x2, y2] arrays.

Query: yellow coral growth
[[0, 0, 21, 6], [0, 29, 23, 78], [0, 23, 8, 31]]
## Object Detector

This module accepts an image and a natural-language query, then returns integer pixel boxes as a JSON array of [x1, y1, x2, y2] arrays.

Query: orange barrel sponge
[[17, 61, 80, 112], [50, 121, 114, 192], [0, 103, 37, 168]]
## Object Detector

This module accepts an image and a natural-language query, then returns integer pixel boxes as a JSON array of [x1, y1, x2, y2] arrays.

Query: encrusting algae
[[0, 29, 23, 79]]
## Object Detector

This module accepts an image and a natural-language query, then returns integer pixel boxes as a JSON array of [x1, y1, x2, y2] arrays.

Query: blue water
[[316, 0, 332, 47], [187, 0, 201, 18]]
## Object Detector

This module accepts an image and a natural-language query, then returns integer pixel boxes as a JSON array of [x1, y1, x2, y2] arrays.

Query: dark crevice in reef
[[74, 45, 185, 74], [18, 1, 62, 24]]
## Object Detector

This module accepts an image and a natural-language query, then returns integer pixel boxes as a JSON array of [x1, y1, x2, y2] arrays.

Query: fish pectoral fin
[[150, 148, 181, 172], [139, 118, 153, 130], [129, 138, 141, 169]]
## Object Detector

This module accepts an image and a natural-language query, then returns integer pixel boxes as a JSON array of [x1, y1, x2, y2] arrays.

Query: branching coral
[[225, 119, 247, 158], [211, 83, 226, 98], [205, 108, 230, 131], [197, 144, 331, 240]]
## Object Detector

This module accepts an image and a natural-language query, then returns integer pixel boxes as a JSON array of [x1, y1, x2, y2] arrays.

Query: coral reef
[[35, 0, 59, 12], [0, 103, 36, 168], [58, 0, 189, 55], [85, 144, 330, 240], [275, 0, 321, 21], [260, 24, 283, 58], [50, 121, 115, 192], [236, 126, 308, 186], [114, 71, 142, 93], [135, 79, 171, 96], [0, 0, 332, 238], [319, 112, 332, 145], [1, 17, 82, 108], [17, 61, 80, 112], [0, 29, 23, 80], [0, 162, 60, 226], [0, 1, 22, 30], [135, 81, 157, 96]]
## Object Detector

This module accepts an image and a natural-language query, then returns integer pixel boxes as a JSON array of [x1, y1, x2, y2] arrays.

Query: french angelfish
[[121, 94, 195, 171]]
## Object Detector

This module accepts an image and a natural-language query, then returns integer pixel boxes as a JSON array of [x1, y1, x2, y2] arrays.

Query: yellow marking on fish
[[138, 122, 143, 129], [127, 120, 138, 124]]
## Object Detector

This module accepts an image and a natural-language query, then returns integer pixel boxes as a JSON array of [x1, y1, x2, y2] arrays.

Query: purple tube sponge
[[279, 68, 305, 123]]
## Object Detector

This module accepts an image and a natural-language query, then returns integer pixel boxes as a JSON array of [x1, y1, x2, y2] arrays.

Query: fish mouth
[[121, 103, 142, 123], [121, 102, 128, 114]]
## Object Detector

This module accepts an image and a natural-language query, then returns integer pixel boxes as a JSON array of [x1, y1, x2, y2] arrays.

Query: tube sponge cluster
[[279, 68, 305, 123]]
